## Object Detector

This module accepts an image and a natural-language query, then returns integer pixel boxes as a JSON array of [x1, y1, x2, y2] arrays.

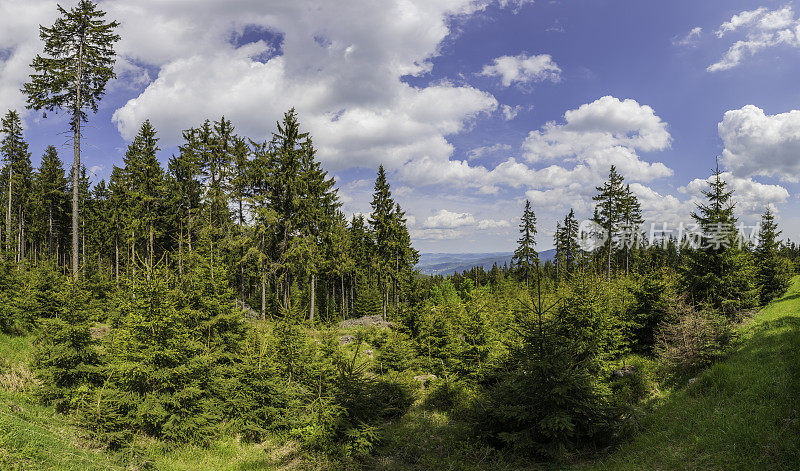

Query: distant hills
[[417, 249, 556, 276]]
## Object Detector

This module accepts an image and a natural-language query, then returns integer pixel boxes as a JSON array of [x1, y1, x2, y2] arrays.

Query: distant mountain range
[[417, 249, 556, 276]]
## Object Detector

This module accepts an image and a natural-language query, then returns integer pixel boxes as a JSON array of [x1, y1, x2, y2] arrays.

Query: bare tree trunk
[[114, 237, 119, 286], [341, 274, 346, 319], [382, 283, 387, 321], [309, 274, 316, 324], [6, 165, 11, 258], [48, 205, 53, 257], [261, 265, 266, 321], [72, 40, 83, 279], [178, 221, 183, 276]]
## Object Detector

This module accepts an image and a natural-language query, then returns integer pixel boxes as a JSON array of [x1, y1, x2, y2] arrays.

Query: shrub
[[377, 330, 414, 372], [32, 278, 100, 413], [474, 340, 616, 458], [609, 355, 657, 406], [654, 308, 734, 376], [423, 377, 473, 413]]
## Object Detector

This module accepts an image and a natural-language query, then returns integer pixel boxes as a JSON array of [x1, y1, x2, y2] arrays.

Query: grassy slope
[[0, 334, 125, 471], [583, 277, 800, 470]]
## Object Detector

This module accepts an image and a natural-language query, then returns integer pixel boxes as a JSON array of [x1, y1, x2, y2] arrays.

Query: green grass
[[0, 333, 125, 471], [582, 277, 800, 470]]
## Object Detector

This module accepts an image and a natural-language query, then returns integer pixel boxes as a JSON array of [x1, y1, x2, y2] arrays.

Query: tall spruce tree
[[1, 110, 33, 260], [23, 0, 120, 278], [593, 166, 625, 278], [680, 162, 758, 314], [555, 208, 580, 276], [513, 200, 538, 287], [34, 146, 69, 260], [369, 165, 393, 319], [619, 184, 644, 274], [296, 136, 338, 324], [123, 120, 163, 269]]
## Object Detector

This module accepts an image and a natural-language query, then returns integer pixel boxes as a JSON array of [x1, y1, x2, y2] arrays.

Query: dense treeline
[[0, 108, 417, 325]]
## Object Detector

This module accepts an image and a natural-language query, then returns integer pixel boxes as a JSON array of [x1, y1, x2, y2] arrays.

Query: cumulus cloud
[[672, 26, 702, 47], [422, 209, 510, 231], [478, 218, 511, 229], [479, 53, 561, 87], [709, 6, 800, 71], [412, 209, 510, 240], [0, 0, 528, 179], [0, 0, 60, 115], [424, 209, 476, 228], [719, 105, 800, 182], [105, 0, 507, 174], [522, 96, 673, 180]]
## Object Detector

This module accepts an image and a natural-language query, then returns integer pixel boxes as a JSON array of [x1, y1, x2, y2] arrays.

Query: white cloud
[[709, 6, 800, 71], [466, 143, 511, 160], [424, 209, 476, 228], [477, 218, 510, 229], [501, 104, 522, 120], [409, 228, 463, 240], [716, 7, 768, 37], [8, 0, 521, 178], [522, 96, 673, 180], [0, 1, 59, 116], [673, 26, 702, 47], [719, 105, 800, 182], [479, 53, 561, 87]]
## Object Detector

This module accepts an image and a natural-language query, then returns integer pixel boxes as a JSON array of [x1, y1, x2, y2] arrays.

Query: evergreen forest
[[1, 2, 799, 470]]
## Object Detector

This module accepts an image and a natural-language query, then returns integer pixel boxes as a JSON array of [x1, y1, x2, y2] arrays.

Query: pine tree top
[[22, 0, 120, 129]]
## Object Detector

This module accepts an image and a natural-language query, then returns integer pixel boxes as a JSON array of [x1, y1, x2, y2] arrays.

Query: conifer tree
[[33, 146, 69, 260], [1, 110, 33, 261], [755, 207, 791, 304], [369, 165, 395, 320], [680, 163, 757, 314], [33, 276, 99, 412], [123, 120, 164, 269], [554, 208, 579, 277], [619, 184, 644, 274], [107, 166, 128, 282], [296, 137, 338, 324], [268, 109, 307, 309], [228, 136, 252, 302], [512, 200, 538, 287], [23, 0, 120, 278], [593, 166, 625, 278], [166, 146, 203, 276]]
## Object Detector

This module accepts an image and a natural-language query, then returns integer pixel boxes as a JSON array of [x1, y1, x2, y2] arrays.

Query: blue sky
[[2, 0, 800, 253]]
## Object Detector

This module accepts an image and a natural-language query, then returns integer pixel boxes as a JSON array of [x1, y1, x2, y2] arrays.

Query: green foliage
[[512, 200, 537, 285], [32, 277, 99, 412], [680, 165, 759, 315], [473, 282, 622, 458], [23, 0, 120, 129], [475, 332, 617, 458], [756, 207, 792, 304], [625, 270, 674, 353], [609, 355, 658, 406], [377, 330, 414, 372]]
